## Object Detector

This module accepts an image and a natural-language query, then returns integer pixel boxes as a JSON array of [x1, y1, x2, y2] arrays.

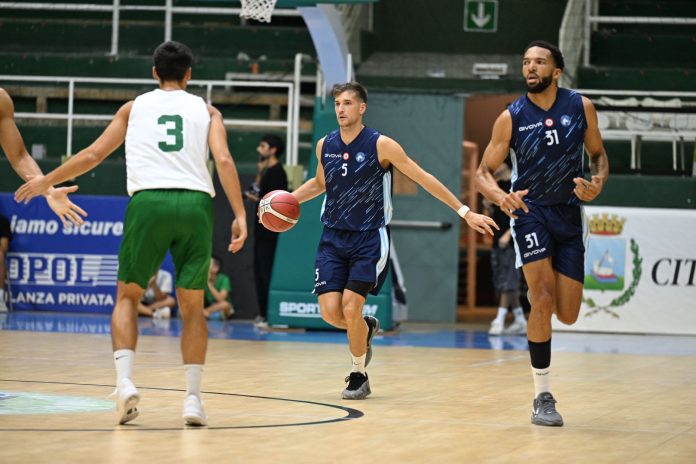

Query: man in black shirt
[[245, 135, 288, 327], [484, 163, 527, 336]]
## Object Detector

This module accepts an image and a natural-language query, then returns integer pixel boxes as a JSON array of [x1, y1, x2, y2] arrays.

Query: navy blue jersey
[[508, 88, 587, 206], [320, 127, 393, 231]]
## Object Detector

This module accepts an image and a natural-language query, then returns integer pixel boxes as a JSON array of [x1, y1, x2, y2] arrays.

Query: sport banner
[[268, 289, 392, 330], [0, 193, 172, 313], [553, 206, 696, 335]]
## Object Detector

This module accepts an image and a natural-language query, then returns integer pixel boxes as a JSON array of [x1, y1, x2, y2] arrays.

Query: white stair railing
[[0, 75, 301, 165]]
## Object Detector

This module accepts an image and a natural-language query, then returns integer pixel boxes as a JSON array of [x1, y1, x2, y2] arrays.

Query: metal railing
[[0, 74, 303, 165], [0, 0, 301, 56], [580, 89, 696, 171]]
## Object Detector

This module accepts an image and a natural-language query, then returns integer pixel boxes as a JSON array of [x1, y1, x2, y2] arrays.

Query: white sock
[[512, 307, 525, 322], [494, 307, 508, 323], [532, 366, 551, 397], [185, 364, 203, 397], [114, 349, 135, 384], [351, 354, 366, 373]]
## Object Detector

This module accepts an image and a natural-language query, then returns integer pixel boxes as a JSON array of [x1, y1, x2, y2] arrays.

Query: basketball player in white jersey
[[16, 41, 247, 426]]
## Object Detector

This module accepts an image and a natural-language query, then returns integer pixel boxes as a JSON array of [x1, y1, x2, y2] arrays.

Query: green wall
[[593, 175, 696, 209], [365, 92, 465, 322], [369, 0, 565, 54]]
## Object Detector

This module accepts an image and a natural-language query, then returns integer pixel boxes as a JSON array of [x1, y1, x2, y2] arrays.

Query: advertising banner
[[553, 206, 696, 335], [268, 289, 392, 330], [0, 193, 172, 313]]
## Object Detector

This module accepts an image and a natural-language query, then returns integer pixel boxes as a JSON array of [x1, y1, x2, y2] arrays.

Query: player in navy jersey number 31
[[292, 82, 497, 400], [476, 41, 609, 426]]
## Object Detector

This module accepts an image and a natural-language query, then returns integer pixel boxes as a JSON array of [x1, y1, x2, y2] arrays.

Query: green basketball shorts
[[118, 189, 213, 289]]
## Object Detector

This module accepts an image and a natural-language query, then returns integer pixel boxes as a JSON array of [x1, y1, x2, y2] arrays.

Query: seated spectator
[[203, 255, 233, 320], [0, 214, 11, 312], [137, 269, 175, 319]]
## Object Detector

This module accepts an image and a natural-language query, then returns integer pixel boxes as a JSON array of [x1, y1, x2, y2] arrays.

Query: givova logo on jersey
[[518, 121, 543, 132]]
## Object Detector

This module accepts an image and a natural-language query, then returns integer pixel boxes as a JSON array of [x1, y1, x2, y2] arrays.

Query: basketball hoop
[[240, 0, 278, 23]]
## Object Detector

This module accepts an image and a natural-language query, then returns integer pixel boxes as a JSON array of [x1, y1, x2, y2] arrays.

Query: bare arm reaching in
[[378, 135, 498, 236], [291, 137, 327, 205], [14, 101, 132, 202], [1, 88, 86, 226], [207, 105, 247, 253]]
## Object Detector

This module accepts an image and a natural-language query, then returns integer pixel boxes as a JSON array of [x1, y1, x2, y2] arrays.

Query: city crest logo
[[582, 214, 642, 318]]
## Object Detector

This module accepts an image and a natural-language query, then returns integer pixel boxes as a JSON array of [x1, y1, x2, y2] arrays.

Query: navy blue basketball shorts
[[510, 204, 588, 283], [314, 226, 390, 296]]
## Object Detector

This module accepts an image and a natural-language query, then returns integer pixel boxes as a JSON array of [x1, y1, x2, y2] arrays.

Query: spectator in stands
[[244, 135, 288, 328], [137, 269, 176, 319], [0, 88, 85, 227], [476, 40, 609, 427], [484, 163, 527, 336], [15, 41, 248, 427], [0, 214, 11, 312], [203, 255, 233, 320]]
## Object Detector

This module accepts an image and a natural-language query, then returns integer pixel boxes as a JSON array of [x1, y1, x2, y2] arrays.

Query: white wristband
[[457, 205, 470, 218]]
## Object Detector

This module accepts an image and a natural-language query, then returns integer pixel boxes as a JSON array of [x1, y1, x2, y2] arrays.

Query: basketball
[[259, 190, 300, 232]]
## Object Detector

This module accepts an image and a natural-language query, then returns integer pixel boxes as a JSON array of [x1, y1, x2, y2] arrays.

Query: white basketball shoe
[[183, 394, 208, 426], [115, 378, 140, 425]]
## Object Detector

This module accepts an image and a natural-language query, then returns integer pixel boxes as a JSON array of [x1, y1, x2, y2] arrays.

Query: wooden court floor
[[1, 329, 695, 463]]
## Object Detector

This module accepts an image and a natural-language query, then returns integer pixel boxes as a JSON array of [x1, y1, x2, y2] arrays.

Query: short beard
[[526, 74, 553, 93]]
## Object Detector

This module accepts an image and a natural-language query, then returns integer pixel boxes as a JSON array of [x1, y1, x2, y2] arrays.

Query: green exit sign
[[464, 0, 498, 33]]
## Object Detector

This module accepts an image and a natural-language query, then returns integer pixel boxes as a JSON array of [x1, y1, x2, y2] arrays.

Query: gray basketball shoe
[[341, 372, 371, 400], [364, 316, 380, 367], [531, 392, 564, 426]]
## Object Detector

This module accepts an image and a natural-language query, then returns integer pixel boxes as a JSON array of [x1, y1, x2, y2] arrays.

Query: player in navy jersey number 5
[[292, 82, 497, 400], [476, 41, 609, 426]]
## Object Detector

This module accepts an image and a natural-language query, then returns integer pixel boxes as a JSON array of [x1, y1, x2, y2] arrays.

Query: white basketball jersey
[[125, 89, 214, 196]]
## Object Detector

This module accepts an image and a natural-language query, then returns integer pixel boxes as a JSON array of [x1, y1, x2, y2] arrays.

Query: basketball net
[[240, 0, 278, 23]]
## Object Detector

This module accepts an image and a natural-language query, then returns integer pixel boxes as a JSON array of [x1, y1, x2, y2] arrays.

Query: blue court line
[[1, 311, 696, 356]]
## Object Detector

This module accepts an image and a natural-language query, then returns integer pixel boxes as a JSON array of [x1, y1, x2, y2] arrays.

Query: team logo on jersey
[[560, 115, 572, 127], [342, 152, 350, 160], [544, 118, 554, 127], [355, 152, 366, 163]]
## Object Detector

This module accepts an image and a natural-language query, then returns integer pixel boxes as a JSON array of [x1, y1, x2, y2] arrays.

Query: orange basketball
[[259, 190, 300, 232]]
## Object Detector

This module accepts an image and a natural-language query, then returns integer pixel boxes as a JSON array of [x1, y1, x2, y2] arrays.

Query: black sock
[[528, 338, 551, 369]]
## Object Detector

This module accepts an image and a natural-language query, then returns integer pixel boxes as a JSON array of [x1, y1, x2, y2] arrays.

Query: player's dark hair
[[211, 255, 223, 268], [332, 82, 368, 103], [524, 40, 565, 70], [261, 134, 285, 159], [153, 41, 193, 82]]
